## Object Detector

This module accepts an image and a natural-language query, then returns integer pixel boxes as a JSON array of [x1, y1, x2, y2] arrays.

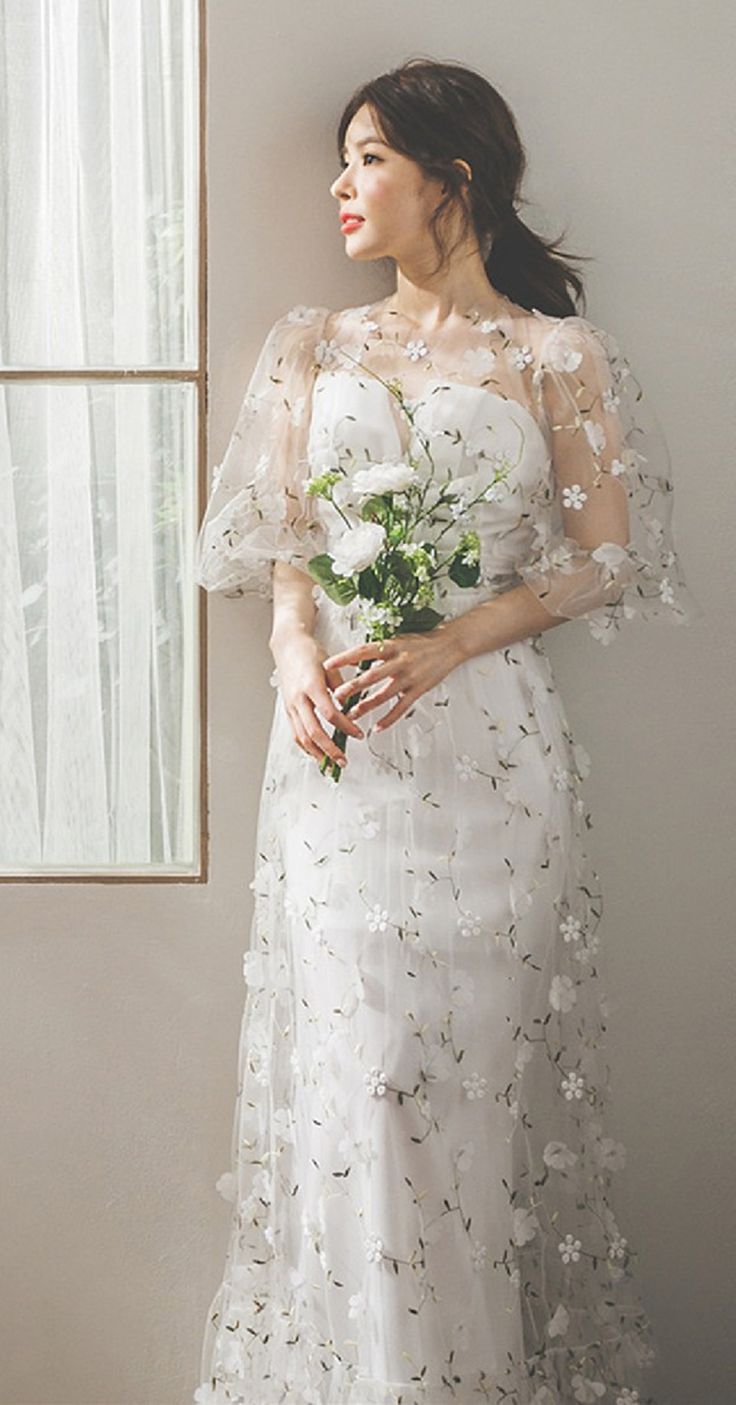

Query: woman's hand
[[271, 630, 365, 769], [323, 622, 466, 732]]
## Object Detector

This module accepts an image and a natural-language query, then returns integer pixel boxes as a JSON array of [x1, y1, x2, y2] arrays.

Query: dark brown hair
[[336, 57, 591, 318]]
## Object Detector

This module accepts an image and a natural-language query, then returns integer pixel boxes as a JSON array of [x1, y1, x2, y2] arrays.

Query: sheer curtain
[[0, 0, 200, 873]]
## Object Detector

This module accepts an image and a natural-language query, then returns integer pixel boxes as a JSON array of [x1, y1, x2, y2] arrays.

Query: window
[[0, 0, 206, 878]]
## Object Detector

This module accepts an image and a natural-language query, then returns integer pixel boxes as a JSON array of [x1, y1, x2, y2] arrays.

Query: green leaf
[[384, 549, 415, 590], [448, 556, 481, 588], [397, 606, 445, 634], [360, 495, 391, 524], [356, 566, 382, 601], [307, 554, 358, 604]]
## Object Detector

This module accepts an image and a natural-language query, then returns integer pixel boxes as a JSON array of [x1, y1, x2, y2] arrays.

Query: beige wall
[[1, 3, 733, 1402]]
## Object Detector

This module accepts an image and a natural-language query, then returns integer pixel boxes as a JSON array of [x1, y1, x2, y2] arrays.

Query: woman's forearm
[[268, 563, 566, 667], [269, 561, 319, 657], [447, 582, 566, 662]]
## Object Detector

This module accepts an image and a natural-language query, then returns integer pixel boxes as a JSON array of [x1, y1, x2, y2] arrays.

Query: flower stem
[[320, 658, 374, 782]]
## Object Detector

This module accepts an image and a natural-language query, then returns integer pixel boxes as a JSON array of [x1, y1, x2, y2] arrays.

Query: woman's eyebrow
[[340, 137, 386, 160]]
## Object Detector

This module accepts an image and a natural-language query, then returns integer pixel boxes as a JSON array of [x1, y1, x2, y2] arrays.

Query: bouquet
[[304, 350, 517, 781]]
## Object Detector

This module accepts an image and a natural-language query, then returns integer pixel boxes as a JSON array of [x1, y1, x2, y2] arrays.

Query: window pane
[[0, 0, 199, 369], [0, 380, 200, 874]]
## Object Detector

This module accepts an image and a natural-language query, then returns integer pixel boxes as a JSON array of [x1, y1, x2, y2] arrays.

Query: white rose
[[330, 521, 387, 577], [351, 460, 419, 497]]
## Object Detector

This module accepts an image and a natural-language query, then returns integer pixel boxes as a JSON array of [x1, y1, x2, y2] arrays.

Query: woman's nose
[[330, 170, 353, 200]]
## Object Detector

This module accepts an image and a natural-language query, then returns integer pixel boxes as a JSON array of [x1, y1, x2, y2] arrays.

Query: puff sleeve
[[193, 304, 331, 601], [521, 315, 703, 644]]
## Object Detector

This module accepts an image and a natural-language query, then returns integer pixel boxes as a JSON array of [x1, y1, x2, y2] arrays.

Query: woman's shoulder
[[529, 308, 623, 378]]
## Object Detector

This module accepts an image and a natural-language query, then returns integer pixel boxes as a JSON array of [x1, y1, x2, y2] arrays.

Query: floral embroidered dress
[[192, 295, 699, 1405]]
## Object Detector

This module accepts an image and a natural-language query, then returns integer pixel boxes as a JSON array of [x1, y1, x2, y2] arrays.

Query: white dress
[[192, 296, 699, 1405]]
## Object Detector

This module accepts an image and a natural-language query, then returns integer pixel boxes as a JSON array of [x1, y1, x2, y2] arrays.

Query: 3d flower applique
[[456, 753, 480, 781], [405, 338, 430, 362], [561, 1070, 586, 1100], [546, 1302, 570, 1337], [542, 1140, 578, 1170], [366, 902, 389, 932], [573, 930, 601, 965], [558, 1232, 582, 1264], [364, 1067, 388, 1096], [462, 1071, 488, 1099], [512, 1206, 540, 1245], [591, 1126, 627, 1172], [602, 385, 621, 413], [462, 344, 497, 374], [215, 1171, 236, 1203], [509, 343, 534, 370], [314, 335, 342, 369], [552, 765, 573, 791], [559, 915, 584, 943], [571, 1372, 606, 1402], [364, 1232, 385, 1262], [549, 973, 578, 1012], [470, 1240, 488, 1271], [514, 1041, 535, 1074], [347, 1290, 366, 1319], [583, 419, 607, 455], [547, 337, 583, 374], [608, 1231, 629, 1261], [659, 576, 676, 605], [242, 948, 268, 990], [457, 911, 483, 938], [615, 1389, 641, 1405], [561, 483, 588, 510]]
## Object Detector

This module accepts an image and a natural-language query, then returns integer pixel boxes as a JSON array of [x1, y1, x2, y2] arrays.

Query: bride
[[193, 55, 699, 1405]]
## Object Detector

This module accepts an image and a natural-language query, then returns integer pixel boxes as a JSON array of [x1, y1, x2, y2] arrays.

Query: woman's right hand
[[272, 631, 365, 770]]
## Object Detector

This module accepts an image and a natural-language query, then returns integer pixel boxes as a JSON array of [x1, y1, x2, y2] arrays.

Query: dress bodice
[[193, 294, 699, 647], [307, 356, 554, 614]]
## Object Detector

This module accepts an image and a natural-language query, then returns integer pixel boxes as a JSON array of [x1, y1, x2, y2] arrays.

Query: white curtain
[[0, 0, 199, 871]]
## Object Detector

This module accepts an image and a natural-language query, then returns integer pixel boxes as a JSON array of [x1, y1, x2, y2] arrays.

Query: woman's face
[[330, 103, 449, 265]]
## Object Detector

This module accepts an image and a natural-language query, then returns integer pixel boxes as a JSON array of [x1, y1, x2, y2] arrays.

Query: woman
[[193, 58, 700, 1405]]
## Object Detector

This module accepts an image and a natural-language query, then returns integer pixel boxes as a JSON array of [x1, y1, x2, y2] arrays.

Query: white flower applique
[[509, 343, 534, 370], [314, 336, 342, 369], [286, 304, 321, 326], [364, 1232, 385, 1262], [547, 338, 583, 374], [462, 344, 497, 375], [405, 338, 430, 362], [571, 1372, 606, 1402], [546, 1303, 570, 1338], [558, 1232, 582, 1264], [462, 1071, 488, 1099], [366, 903, 389, 933], [561, 483, 588, 510], [584, 419, 607, 455]]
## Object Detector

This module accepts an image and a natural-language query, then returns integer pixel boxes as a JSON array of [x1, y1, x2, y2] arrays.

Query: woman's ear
[[453, 158, 473, 185]]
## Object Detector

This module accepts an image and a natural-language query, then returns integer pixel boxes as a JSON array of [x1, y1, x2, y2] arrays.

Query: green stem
[[320, 658, 374, 782]]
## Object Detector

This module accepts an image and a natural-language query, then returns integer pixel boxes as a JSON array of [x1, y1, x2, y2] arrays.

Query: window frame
[[0, 0, 209, 885]]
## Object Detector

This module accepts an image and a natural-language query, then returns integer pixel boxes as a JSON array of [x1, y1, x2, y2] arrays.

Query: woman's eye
[[339, 153, 379, 171]]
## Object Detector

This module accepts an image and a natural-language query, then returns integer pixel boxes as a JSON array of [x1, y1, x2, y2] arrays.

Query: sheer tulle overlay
[[192, 297, 700, 1405]]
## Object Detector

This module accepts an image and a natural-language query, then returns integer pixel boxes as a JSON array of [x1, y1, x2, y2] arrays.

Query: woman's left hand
[[322, 623, 466, 731]]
